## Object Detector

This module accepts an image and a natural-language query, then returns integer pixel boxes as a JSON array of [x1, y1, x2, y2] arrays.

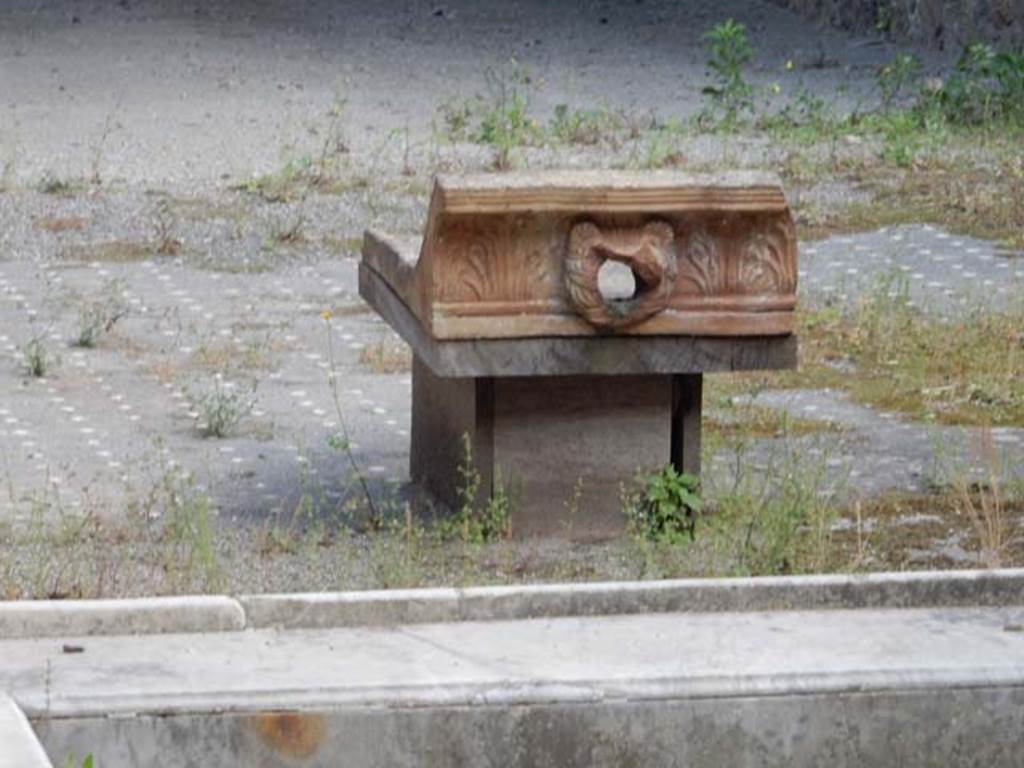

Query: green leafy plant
[[927, 43, 1024, 126], [151, 465, 225, 593], [63, 754, 95, 768], [439, 433, 512, 543], [234, 94, 351, 201], [629, 464, 702, 544], [879, 110, 922, 167], [700, 19, 755, 127], [704, 442, 838, 576], [472, 59, 541, 169], [639, 127, 686, 168], [436, 97, 474, 141], [434, 59, 540, 167], [875, 1, 894, 35], [38, 174, 83, 196], [878, 52, 920, 112]]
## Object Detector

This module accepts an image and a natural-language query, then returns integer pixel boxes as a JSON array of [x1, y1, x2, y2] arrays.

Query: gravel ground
[[0, 0, 951, 186]]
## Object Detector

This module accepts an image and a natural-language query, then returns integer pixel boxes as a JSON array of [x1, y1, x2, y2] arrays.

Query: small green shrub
[[629, 464, 702, 544], [38, 174, 80, 196], [700, 19, 755, 127], [638, 127, 687, 168], [926, 43, 1024, 126], [437, 98, 474, 141], [154, 468, 225, 593], [434, 60, 540, 167]]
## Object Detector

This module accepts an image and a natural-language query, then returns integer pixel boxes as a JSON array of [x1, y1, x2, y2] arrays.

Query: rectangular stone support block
[[412, 357, 702, 538]]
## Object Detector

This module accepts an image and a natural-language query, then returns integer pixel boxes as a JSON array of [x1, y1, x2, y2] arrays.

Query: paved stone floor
[[1, 213, 1022, 525], [0, 247, 411, 521], [0, 1, 1019, 531], [801, 224, 1024, 314]]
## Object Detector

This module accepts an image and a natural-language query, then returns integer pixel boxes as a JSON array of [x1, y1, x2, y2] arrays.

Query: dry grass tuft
[[58, 240, 155, 263], [34, 215, 89, 233], [953, 430, 1010, 568]]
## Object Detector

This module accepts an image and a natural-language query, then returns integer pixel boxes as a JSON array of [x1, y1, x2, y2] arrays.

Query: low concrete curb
[[3, 570, 1023, 637], [0, 694, 52, 768], [240, 586, 462, 629], [0, 596, 245, 639], [240, 568, 1024, 629]]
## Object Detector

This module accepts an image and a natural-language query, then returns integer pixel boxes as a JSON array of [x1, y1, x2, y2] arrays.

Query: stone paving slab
[[5, 603, 1024, 765], [799, 224, 1024, 313], [731, 388, 1024, 495], [3, 602, 1023, 717], [1, 212, 1022, 525]]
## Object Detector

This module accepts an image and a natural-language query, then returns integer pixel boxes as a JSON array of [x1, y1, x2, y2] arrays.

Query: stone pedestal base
[[411, 357, 702, 539]]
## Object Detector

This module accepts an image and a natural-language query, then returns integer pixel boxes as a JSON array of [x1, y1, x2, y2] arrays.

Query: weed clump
[[22, 335, 57, 378], [438, 433, 512, 543], [627, 465, 701, 544], [437, 59, 541, 169], [699, 19, 755, 128], [194, 378, 256, 438], [74, 289, 126, 348]]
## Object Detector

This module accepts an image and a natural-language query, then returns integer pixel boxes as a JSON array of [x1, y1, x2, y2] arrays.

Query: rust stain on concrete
[[251, 712, 327, 759]]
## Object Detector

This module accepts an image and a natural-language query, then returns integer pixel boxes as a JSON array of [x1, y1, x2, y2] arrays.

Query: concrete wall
[[767, 0, 1024, 50], [34, 687, 1024, 767]]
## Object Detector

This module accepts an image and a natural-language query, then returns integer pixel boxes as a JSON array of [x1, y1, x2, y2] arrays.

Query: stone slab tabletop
[[359, 263, 798, 377]]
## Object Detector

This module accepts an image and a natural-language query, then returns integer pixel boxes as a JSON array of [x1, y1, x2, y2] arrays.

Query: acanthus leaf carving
[[737, 218, 797, 295], [677, 229, 726, 295], [440, 217, 551, 303]]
